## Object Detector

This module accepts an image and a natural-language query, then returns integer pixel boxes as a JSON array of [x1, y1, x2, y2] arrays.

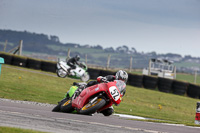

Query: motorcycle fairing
[[57, 61, 86, 78], [72, 84, 102, 109], [72, 82, 122, 110], [107, 81, 122, 105], [72, 65, 85, 76], [68, 86, 78, 97]]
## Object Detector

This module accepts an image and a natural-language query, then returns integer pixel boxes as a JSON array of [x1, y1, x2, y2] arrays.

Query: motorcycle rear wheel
[[81, 72, 90, 82], [79, 98, 106, 115], [60, 99, 74, 113], [56, 68, 68, 78]]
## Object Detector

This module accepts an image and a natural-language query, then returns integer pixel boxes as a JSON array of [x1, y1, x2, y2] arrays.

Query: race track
[[0, 98, 199, 133]]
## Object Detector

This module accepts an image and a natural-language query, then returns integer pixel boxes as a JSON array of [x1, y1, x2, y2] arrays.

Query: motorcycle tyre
[[79, 98, 106, 115], [52, 98, 69, 112], [60, 99, 74, 113], [52, 103, 62, 112], [56, 68, 68, 78], [81, 72, 90, 82], [101, 107, 114, 116]]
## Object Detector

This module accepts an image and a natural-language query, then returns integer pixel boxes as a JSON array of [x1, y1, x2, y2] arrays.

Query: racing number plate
[[109, 86, 120, 101]]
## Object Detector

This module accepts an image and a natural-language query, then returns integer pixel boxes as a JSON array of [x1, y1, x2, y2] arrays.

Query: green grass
[[0, 126, 47, 133], [175, 62, 200, 68], [176, 73, 200, 85], [46, 45, 133, 60], [46, 45, 104, 54], [0, 65, 74, 103], [117, 87, 198, 125], [0, 41, 15, 47], [0, 64, 199, 126]]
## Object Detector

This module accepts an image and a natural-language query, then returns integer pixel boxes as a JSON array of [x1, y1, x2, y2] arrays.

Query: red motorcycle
[[60, 80, 126, 116]]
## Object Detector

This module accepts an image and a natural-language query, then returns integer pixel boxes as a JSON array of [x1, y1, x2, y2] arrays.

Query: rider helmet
[[75, 55, 80, 61], [115, 70, 128, 83]]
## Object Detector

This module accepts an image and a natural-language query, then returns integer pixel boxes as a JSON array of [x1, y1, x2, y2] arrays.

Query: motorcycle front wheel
[[80, 72, 90, 82], [79, 98, 106, 115], [60, 99, 74, 113], [52, 97, 69, 112], [56, 68, 68, 78]]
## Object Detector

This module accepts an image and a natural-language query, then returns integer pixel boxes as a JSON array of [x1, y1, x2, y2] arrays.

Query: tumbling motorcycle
[[56, 60, 90, 82], [52, 80, 126, 116]]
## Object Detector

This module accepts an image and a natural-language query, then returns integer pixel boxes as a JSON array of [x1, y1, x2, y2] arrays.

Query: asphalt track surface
[[0, 99, 200, 133]]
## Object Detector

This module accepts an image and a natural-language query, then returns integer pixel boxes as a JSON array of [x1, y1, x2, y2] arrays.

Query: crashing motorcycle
[[56, 60, 90, 82], [52, 80, 126, 116]]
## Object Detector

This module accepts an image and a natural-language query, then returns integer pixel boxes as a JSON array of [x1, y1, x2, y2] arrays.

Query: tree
[[50, 35, 60, 42]]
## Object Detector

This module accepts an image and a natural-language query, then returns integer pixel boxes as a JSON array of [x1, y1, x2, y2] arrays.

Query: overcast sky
[[0, 0, 200, 57]]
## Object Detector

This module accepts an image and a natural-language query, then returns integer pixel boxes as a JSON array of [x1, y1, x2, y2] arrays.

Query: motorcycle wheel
[[80, 72, 90, 82], [52, 104, 62, 112], [56, 68, 68, 78], [60, 99, 74, 113], [79, 98, 106, 115], [52, 98, 69, 112]]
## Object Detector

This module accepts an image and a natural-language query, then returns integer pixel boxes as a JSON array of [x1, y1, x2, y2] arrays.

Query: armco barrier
[[128, 74, 143, 87], [11, 55, 27, 67], [158, 77, 173, 93], [172, 80, 188, 95], [143, 75, 158, 90], [187, 83, 200, 99], [41, 61, 57, 73], [27, 58, 42, 70], [0, 52, 13, 64]]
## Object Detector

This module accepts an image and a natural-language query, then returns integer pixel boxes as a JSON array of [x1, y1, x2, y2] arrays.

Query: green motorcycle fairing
[[65, 86, 78, 98], [68, 73, 80, 79]]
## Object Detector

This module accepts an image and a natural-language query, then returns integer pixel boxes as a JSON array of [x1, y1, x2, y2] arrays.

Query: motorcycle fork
[[89, 92, 107, 105], [89, 97, 98, 104], [60, 64, 68, 72]]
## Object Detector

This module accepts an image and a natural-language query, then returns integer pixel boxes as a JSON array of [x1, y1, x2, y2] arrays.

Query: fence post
[[85, 54, 87, 65], [174, 66, 176, 79], [58, 58, 60, 63], [106, 54, 111, 70], [194, 70, 197, 84], [8, 40, 23, 55], [18, 40, 23, 55], [148, 59, 151, 75], [3, 40, 7, 52], [129, 56, 133, 72], [66, 48, 70, 62]]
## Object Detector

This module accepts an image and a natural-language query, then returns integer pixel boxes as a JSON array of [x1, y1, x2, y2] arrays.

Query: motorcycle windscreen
[[115, 80, 126, 95]]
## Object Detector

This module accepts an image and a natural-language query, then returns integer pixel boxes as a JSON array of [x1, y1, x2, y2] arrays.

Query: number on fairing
[[109, 86, 120, 101]]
